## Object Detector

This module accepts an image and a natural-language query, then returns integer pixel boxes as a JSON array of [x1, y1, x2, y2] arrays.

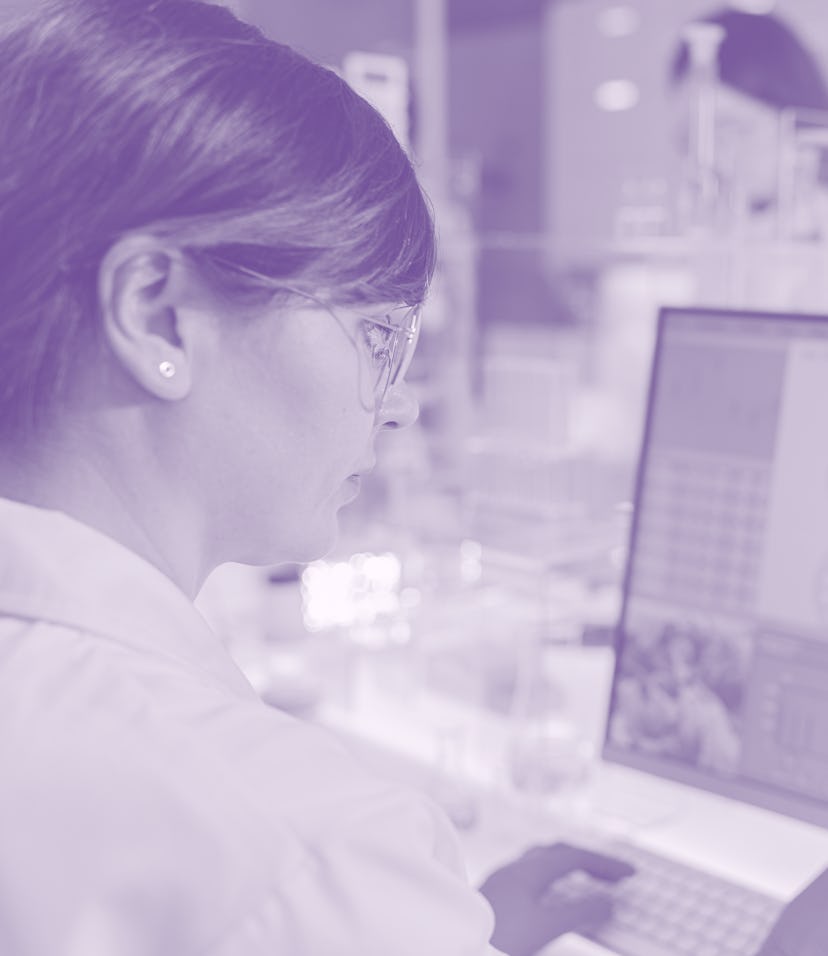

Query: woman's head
[[670, 8, 828, 113], [670, 9, 828, 210], [0, 0, 436, 440]]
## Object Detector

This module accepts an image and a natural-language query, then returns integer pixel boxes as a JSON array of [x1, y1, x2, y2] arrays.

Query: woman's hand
[[478, 842, 635, 956]]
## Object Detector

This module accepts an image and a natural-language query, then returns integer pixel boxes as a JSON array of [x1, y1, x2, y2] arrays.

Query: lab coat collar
[[0, 496, 256, 698]]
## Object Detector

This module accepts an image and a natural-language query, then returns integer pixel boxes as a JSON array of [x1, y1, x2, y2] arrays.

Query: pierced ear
[[98, 235, 193, 400]]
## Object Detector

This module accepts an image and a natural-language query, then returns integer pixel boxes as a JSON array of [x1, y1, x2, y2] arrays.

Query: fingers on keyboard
[[527, 842, 637, 883]]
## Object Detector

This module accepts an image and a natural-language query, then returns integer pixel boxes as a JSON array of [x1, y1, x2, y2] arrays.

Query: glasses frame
[[196, 254, 421, 408]]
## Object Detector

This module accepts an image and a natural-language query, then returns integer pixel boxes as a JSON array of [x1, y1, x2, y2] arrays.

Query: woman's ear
[[97, 235, 197, 400]]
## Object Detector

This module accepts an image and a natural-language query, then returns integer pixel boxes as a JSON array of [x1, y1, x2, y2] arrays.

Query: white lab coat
[[0, 497, 501, 955]]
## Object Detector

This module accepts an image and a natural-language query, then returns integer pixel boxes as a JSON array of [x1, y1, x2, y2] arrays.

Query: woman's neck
[[0, 429, 206, 598]]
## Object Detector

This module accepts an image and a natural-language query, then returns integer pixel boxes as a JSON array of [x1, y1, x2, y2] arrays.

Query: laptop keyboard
[[549, 840, 784, 956]]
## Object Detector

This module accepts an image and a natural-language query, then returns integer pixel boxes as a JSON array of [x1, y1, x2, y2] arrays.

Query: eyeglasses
[[291, 289, 421, 409], [198, 255, 421, 408]]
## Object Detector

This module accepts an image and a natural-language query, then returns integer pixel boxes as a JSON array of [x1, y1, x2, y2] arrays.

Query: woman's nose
[[377, 380, 419, 430]]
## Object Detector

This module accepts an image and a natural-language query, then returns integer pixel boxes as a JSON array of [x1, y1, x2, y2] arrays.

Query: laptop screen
[[603, 306, 828, 827]]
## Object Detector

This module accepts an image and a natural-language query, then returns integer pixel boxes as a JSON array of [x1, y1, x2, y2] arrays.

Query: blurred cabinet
[[235, 0, 413, 65]]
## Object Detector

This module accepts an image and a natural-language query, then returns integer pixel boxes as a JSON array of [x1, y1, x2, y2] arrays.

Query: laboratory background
[[6, 0, 828, 951]]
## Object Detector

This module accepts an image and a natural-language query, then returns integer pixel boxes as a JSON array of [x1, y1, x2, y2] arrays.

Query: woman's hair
[[670, 8, 828, 112], [0, 0, 436, 437]]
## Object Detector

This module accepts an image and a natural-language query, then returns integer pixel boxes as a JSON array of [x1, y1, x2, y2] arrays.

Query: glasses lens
[[386, 307, 420, 390]]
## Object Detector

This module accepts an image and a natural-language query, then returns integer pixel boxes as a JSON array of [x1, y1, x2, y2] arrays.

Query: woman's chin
[[278, 517, 342, 567]]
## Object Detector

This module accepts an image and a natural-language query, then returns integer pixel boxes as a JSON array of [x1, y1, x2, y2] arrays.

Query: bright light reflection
[[728, 0, 776, 11], [460, 539, 483, 584], [301, 552, 404, 632], [594, 79, 640, 112], [597, 5, 640, 38]]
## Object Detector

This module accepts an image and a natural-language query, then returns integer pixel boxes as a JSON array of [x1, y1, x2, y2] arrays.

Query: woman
[[0, 2, 629, 953], [670, 7, 828, 240]]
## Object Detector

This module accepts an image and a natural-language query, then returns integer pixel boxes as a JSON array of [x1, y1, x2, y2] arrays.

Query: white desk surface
[[330, 725, 828, 956], [315, 641, 828, 955]]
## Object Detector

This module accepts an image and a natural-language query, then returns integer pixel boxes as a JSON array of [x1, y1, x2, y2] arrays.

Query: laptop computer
[[547, 305, 828, 956]]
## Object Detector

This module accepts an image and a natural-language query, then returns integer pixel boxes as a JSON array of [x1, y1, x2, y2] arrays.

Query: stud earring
[[159, 361, 176, 379]]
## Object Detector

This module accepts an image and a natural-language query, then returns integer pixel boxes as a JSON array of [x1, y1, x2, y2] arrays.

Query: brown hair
[[0, 0, 435, 436]]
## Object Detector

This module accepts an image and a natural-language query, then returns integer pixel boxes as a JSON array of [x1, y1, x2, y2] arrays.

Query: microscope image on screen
[[609, 616, 753, 777]]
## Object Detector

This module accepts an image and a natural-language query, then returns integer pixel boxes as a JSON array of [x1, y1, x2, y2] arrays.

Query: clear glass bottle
[[676, 22, 727, 236]]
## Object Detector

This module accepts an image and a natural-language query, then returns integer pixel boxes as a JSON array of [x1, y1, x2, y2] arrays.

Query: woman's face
[[712, 85, 782, 207], [189, 292, 419, 568], [675, 82, 782, 210]]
